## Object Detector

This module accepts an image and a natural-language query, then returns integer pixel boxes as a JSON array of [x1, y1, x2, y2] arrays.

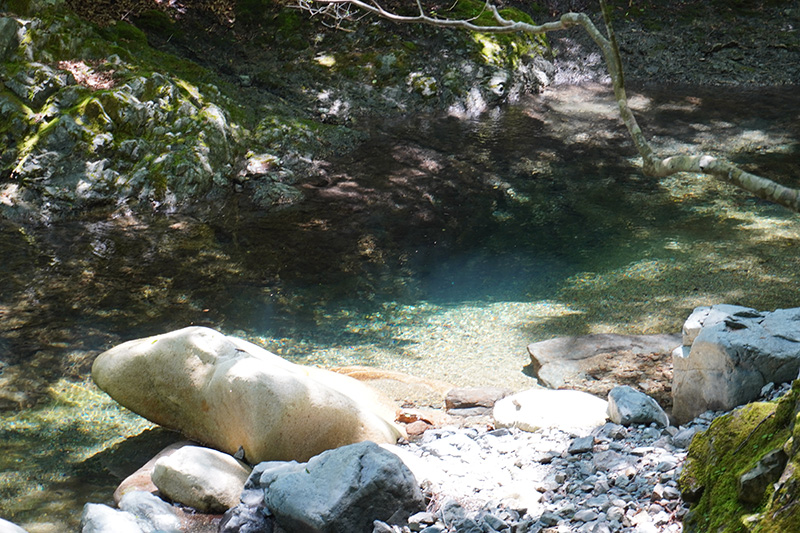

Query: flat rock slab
[[527, 334, 681, 409]]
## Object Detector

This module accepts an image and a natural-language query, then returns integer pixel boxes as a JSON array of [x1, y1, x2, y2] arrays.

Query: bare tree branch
[[295, 0, 800, 212]]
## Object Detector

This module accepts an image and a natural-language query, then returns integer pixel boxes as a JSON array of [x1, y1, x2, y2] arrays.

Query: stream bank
[[0, 0, 799, 530]]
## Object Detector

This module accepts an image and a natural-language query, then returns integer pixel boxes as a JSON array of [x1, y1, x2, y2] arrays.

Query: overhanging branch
[[295, 0, 800, 213]]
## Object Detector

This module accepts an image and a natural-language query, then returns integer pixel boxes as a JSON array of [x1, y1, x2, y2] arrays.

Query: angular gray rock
[[607, 386, 669, 428], [220, 501, 274, 533], [680, 304, 762, 346], [672, 426, 701, 449], [151, 444, 251, 513], [568, 435, 594, 454], [0, 18, 20, 61], [738, 448, 789, 505], [673, 305, 800, 423], [263, 441, 425, 533]]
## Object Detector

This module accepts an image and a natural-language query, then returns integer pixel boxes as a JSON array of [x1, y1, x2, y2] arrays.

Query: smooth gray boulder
[[0, 518, 30, 533], [80, 504, 143, 533], [607, 386, 669, 428], [672, 306, 800, 423], [262, 441, 425, 533], [151, 444, 251, 513]]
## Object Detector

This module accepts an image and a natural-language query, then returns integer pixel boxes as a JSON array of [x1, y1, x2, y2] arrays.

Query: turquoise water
[[1, 84, 799, 530]]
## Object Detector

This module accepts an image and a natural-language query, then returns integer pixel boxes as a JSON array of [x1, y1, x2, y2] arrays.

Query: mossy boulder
[[0, 6, 250, 221], [680, 380, 800, 532]]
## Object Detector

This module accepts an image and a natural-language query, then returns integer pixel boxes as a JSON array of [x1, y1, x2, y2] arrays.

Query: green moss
[[132, 9, 177, 37], [5, 0, 39, 16], [272, 9, 310, 50], [104, 21, 148, 44], [443, 0, 548, 68], [681, 382, 800, 532]]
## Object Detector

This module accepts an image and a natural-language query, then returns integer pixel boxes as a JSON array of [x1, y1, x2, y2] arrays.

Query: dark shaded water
[[1, 84, 799, 530]]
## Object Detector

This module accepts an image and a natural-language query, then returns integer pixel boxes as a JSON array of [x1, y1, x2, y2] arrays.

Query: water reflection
[[1, 84, 799, 529]]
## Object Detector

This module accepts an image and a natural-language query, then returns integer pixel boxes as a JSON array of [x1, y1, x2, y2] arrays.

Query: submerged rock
[[527, 333, 681, 389], [92, 327, 404, 463], [445, 386, 512, 416]]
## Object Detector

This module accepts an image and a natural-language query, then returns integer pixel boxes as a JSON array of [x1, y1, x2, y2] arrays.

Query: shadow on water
[[1, 84, 800, 529]]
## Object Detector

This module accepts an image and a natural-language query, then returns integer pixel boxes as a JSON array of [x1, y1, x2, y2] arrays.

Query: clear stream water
[[1, 84, 799, 531]]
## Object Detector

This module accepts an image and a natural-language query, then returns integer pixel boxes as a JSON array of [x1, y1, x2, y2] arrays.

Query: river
[[1, 83, 799, 531]]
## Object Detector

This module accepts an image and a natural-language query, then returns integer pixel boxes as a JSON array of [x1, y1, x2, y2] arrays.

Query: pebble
[[373, 409, 735, 533]]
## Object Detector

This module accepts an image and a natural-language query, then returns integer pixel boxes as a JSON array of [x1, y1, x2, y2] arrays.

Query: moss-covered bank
[[680, 380, 800, 531]]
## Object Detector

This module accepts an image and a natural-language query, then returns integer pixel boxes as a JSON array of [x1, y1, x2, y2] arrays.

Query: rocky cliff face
[[0, 0, 551, 223]]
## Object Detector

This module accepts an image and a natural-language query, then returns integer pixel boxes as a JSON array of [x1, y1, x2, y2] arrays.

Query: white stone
[[118, 491, 182, 533], [493, 389, 608, 434], [151, 444, 251, 513], [92, 327, 404, 462], [0, 519, 30, 533], [80, 504, 142, 533]]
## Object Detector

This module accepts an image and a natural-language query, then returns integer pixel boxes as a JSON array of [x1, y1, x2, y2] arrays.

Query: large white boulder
[[493, 388, 608, 434], [151, 445, 250, 513], [673, 306, 800, 423], [92, 327, 404, 462]]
